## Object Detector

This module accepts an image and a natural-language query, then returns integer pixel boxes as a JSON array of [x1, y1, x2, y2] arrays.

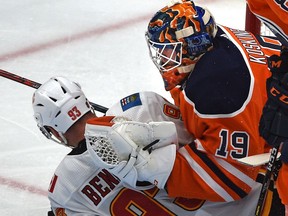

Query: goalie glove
[[111, 116, 179, 150], [85, 116, 176, 189], [267, 46, 288, 85], [259, 74, 288, 146]]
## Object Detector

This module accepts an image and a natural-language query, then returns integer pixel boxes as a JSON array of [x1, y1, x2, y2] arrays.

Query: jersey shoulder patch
[[120, 93, 142, 111]]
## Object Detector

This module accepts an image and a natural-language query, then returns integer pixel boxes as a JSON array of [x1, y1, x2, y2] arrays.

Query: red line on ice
[[0, 14, 151, 62], [0, 176, 48, 196]]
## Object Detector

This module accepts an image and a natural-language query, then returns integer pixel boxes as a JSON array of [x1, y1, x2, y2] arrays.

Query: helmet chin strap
[[58, 132, 69, 146], [39, 125, 70, 147], [48, 131, 70, 147]]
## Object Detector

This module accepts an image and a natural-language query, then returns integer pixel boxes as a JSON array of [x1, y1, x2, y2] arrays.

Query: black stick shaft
[[255, 146, 279, 216]]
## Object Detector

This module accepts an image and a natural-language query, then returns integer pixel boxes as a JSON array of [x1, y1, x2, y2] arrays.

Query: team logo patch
[[120, 93, 142, 111], [163, 104, 180, 119]]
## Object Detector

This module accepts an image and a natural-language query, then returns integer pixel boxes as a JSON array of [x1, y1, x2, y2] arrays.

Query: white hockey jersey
[[48, 91, 261, 216]]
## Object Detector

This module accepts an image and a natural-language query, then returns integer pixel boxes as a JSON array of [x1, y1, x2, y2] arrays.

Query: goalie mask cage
[[245, 4, 274, 36]]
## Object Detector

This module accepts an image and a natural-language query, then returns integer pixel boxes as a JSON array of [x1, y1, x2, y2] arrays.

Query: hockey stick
[[254, 48, 288, 216], [254, 145, 280, 216], [0, 69, 108, 113]]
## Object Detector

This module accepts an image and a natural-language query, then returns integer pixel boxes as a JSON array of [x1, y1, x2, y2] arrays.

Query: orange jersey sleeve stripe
[[167, 143, 257, 202], [191, 143, 251, 199], [167, 148, 227, 201]]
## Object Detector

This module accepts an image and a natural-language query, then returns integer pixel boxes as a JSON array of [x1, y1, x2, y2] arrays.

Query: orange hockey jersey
[[246, 0, 288, 43], [166, 25, 282, 202]]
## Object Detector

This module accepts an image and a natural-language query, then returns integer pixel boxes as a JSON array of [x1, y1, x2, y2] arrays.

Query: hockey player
[[32, 76, 188, 215], [144, 0, 282, 201], [246, 0, 288, 214], [88, 0, 285, 215], [33, 76, 263, 216]]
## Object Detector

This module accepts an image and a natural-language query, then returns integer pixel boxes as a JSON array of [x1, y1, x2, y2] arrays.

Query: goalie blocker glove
[[259, 47, 288, 163], [84, 116, 177, 189]]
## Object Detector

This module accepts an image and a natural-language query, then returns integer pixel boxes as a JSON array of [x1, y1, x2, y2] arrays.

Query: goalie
[[89, 0, 286, 215]]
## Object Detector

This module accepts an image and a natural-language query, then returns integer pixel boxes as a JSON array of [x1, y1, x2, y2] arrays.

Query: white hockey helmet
[[32, 76, 91, 145]]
